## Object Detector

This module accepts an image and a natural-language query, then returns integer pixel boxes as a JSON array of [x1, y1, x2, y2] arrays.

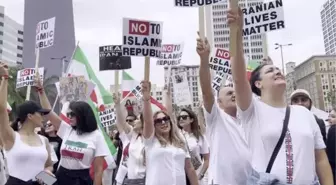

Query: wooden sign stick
[[144, 57, 150, 81]]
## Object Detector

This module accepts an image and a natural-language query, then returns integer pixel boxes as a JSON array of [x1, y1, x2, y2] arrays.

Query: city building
[[285, 61, 296, 103], [205, 0, 268, 61], [321, 0, 336, 55], [0, 6, 24, 66], [164, 65, 201, 110], [293, 55, 336, 111], [23, 0, 76, 77]]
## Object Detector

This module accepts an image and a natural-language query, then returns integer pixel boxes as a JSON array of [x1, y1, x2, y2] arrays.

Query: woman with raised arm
[[0, 62, 54, 185], [113, 93, 146, 184], [35, 77, 108, 185], [141, 81, 199, 185], [227, 7, 333, 185]]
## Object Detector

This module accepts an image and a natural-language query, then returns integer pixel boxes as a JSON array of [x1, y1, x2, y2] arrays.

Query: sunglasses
[[66, 111, 76, 118], [154, 116, 170, 124], [178, 115, 189, 120], [126, 119, 134, 123]]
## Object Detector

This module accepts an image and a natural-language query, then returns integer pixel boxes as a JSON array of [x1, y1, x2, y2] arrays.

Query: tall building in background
[[321, 0, 336, 55], [0, 6, 23, 66], [206, 0, 268, 61], [150, 84, 164, 104], [23, 0, 76, 77], [164, 65, 201, 110]]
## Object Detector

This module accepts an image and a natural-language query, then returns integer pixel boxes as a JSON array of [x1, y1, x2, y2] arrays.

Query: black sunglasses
[[66, 111, 76, 118], [154, 116, 170, 124], [178, 115, 189, 120], [126, 119, 134, 122]]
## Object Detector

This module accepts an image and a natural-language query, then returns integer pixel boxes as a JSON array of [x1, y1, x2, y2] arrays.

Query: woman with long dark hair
[[326, 108, 336, 184], [0, 62, 54, 185], [35, 78, 108, 185]]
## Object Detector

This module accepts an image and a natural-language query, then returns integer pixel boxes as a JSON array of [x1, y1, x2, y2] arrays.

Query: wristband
[[1, 75, 9, 80]]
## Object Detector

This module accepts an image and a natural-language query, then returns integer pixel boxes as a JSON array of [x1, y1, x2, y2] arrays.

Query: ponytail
[[11, 118, 20, 131]]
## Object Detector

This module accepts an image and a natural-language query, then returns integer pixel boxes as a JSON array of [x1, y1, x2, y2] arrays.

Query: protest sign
[[99, 108, 116, 127], [131, 85, 143, 100], [173, 72, 192, 106], [16, 67, 44, 89], [242, 0, 285, 36], [175, 0, 223, 7], [209, 48, 231, 74], [122, 18, 163, 58], [59, 76, 88, 102], [36, 17, 56, 49], [212, 71, 233, 93], [157, 43, 184, 65], [99, 45, 132, 71]]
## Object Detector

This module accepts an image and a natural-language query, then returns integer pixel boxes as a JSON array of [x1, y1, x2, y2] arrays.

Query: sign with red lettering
[[16, 67, 44, 89], [209, 48, 231, 73], [36, 17, 55, 49], [122, 18, 163, 58], [157, 43, 184, 65], [175, 0, 223, 7], [242, 0, 285, 36]]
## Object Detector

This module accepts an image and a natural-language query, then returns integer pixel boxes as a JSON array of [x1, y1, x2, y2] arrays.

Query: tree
[[327, 89, 336, 110], [7, 66, 59, 121]]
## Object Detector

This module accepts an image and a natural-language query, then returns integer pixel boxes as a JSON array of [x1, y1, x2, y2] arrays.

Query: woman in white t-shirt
[[36, 81, 108, 185], [223, 8, 334, 185], [141, 81, 199, 185], [178, 108, 210, 185], [113, 93, 146, 184]]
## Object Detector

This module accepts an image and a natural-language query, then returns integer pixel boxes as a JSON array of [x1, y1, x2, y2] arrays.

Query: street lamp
[[50, 56, 68, 76], [275, 43, 292, 75]]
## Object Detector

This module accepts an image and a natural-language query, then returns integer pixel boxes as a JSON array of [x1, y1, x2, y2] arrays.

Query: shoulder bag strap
[[182, 133, 192, 154], [265, 106, 291, 173]]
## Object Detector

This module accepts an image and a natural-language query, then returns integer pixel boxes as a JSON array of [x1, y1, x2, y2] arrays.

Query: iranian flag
[[122, 71, 166, 112], [60, 46, 116, 173], [246, 60, 260, 80]]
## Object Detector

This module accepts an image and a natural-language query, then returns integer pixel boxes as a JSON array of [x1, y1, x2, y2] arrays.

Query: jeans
[[246, 169, 320, 185]]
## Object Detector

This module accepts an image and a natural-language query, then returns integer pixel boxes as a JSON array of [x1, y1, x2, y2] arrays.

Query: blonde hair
[[153, 111, 186, 150]]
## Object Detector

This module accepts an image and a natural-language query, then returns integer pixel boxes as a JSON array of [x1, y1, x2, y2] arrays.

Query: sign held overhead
[[175, 0, 223, 7], [157, 43, 184, 65], [99, 45, 132, 71], [36, 17, 56, 49]]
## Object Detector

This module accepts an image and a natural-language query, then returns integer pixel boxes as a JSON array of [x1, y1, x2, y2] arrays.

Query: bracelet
[[1, 75, 9, 80]]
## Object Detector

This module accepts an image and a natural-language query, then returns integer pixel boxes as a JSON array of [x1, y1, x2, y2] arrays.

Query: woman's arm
[[141, 81, 154, 139], [44, 138, 54, 174], [114, 93, 131, 134], [315, 149, 333, 185], [185, 158, 199, 185], [0, 63, 15, 150], [198, 153, 209, 180], [93, 156, 105, 185]]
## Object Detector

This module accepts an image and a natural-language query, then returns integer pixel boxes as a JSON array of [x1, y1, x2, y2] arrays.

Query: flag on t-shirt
[[121, 70, 166, 112], [60, 46, 116, 172]]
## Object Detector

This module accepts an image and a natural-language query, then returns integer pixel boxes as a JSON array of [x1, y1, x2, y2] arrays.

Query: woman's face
[[178, 111, 193, 127], [328, 110, 336, 125], [28, 112, 44, 128], [154, 112, 171, 134], [66, 109, 77, 126], [256, 65, 286, 93], [44, 122, 55, 134]]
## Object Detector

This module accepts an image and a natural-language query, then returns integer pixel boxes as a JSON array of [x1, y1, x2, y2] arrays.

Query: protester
[[0, 141, 8, 185], [196, 37, 251, 185], [326, 108, 336, 184], [0, 62, 54, 185], [227, 8, 333, 185], [35, 78, 108, 185], [290, 89, 327, 144], [114, 93, 146, 184]]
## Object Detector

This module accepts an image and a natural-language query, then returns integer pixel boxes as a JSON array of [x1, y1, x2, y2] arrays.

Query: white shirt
[[57, 121, 108, 169], [127, 131, 146, 179], [144, 133, 190, 185], [205, 103, 252, 185], [238, 97, 326, 185], [0, 148, 7, 185]]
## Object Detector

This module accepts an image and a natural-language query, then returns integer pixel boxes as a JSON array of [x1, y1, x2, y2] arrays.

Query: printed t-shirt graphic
[[61, 140, 88, 160]]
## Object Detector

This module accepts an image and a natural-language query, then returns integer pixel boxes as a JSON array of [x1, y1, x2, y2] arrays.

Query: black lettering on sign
[[175, 0, 222, 7], [243, 21, 284, 36], [242, 0, 282, 15], [99, 45, 131, 71], [156, 59, 181, 65]]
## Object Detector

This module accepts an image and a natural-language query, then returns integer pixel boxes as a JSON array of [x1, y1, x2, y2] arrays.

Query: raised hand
[[227, 7, 244, 30], [0, 62, 9, 76], [140, 80, 151, 100], [196, 32, 210, 60], [112, 92, 121, 105], [34, 72, 43, 90]]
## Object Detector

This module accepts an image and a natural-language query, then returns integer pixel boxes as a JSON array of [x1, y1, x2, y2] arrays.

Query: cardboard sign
[[99, 45, 132, 71], [242, 0, 285, 36], [99, 108, 116, 127], [212, 71, 232, 93], [175, 0, 223, 7], [131, 85, 143, 100], [157, 43, 184, 65], [16, 67, 44, 89], [209, 48, 231, 74], [122, 18, 163, 58], [36, 17, 56, 49], [173, 72, 192, 106], [59, 76, 88, 102]]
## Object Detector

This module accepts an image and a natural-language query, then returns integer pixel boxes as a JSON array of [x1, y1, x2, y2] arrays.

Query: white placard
[[175, 0, 223, 7], [157, 43, 184, 65], [209, 48, 232, 93], [36, 17, 56, 49], [242, 0, 285, 36], [173, 72, 192, 106], [16, 67, 44, 89], [131, 85, 143, 100], [122, 18, 163, 58], [99, 108, 116, 127]]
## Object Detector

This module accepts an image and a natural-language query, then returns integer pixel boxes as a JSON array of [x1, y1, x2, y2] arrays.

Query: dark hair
[[178, 108, 202, 140], [249, 64, 268, 96], [125, 100, 131, 106], [11, 118, 20, 131], [139, 113, 144, 123], [69, 101, 98, 135]]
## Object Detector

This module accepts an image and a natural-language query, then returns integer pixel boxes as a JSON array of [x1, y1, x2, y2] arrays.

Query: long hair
[[69, 101, 98, 135], [153, 110, 185, 150], [178, 108, 202, 140], [249, 63, 267, 96]]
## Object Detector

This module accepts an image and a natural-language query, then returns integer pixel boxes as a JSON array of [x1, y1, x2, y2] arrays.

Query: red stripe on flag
[[61, 149, 84, 160], [60, 113, 70, 124], [90, 90, 98, 104], [150, 97, 166, 111]]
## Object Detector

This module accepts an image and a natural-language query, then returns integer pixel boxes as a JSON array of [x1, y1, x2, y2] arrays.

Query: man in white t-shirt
[[196, 36, 252, 185]]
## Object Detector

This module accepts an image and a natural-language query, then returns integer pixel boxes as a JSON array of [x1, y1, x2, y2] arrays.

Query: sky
[[0, 0, 327, 89]]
